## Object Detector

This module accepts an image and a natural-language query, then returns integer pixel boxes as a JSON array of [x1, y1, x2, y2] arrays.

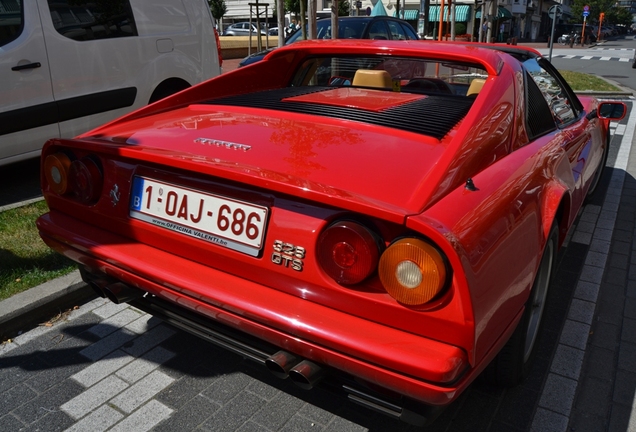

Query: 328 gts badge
[[271, 240, 304, 271]]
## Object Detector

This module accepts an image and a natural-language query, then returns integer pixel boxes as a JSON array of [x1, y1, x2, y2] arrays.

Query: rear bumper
[[37, 211, 472, 407]]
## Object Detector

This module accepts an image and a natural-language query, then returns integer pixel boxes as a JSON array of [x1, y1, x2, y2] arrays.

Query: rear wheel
[[484, 223, 558, 387]]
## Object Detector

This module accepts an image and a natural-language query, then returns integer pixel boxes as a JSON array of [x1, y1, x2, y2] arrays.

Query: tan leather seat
[[466, 78, 486, 96], [352, 70, 392, 89]]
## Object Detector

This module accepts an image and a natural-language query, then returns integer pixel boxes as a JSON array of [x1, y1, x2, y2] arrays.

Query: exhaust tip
[[265, 351, 300, 379], [289, 360, 324, 390], [87, 281, 107, 298], [79, 267, 107, 298], [103, 282, 144, 304]]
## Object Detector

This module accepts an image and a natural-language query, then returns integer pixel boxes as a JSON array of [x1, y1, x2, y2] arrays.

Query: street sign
[[548, 5, 562, 20], [584, 5, 590, 11], [583, 10, 590, 17]]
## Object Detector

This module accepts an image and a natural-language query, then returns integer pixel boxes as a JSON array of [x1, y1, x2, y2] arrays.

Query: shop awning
[[427, 5, 471, 22], [475, 6, 513, 19], [392, 9, 420, 20]]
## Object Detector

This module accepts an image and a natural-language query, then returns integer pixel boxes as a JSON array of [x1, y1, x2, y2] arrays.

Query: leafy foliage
[[208, 0, 227, 21], [285, 0, 349, 16], [570, 0, 632, 25], [337, 0, 351, 16]]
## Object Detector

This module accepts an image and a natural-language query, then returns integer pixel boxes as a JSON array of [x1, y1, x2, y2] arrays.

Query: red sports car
[[37, 40, 625, 425]]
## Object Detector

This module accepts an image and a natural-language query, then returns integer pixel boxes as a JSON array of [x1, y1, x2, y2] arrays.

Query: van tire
[[149, 78, 190, 104]]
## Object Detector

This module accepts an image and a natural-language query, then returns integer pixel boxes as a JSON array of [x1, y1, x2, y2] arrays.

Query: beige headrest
[[352, 70, 392, 89], [467, 78, 486, 96]]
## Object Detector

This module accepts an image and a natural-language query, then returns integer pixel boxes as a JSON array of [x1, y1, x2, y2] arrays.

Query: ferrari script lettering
[[195, 137, 251, 152], [272, 240, 304, 271]]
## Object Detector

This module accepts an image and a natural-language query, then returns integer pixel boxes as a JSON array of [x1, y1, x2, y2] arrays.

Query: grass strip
[[561, 70, 623, 92], [0, 200, 76, 301]]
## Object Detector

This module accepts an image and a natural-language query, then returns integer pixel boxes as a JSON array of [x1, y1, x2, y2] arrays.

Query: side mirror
[[587, 101, 627, 121], [598, 101, 626, 120]]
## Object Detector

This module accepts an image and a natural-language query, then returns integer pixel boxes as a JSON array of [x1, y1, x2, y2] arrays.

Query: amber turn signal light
[[379, 238, 447, 305], [44, 153, 72, 195]]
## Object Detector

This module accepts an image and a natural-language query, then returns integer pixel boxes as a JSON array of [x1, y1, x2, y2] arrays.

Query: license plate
[[130, 177, 268, 256]]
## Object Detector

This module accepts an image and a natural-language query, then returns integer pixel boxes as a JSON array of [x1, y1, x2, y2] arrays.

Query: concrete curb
[[0, 270, 96, 340], [0, 196, 44, 213]]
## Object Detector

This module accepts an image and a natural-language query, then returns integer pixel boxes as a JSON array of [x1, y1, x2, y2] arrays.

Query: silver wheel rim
[[524, 239, 554, 363]]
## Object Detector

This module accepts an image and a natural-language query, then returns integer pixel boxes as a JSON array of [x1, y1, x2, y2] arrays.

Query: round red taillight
[[44, 153, 72, 195], [68, 157, 103, 204], [317, 221, 381, 285]]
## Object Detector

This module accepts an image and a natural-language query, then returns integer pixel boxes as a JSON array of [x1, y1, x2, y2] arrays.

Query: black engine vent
[[207, 87, 474, 140]]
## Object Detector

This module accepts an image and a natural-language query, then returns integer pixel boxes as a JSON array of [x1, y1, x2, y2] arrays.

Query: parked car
[[222, 22, 267, 36], [239, 16, 419, 66], [0, 0, 222, 167], [37, 40, 625, 426]]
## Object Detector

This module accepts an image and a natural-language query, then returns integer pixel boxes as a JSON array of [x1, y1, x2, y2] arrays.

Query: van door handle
[[12, 62, 41, 71]]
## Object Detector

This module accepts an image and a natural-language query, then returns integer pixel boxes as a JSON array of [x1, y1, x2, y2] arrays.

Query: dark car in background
[[239, 16, 419, 66]]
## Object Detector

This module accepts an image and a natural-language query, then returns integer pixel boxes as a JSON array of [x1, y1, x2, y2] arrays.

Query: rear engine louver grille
[[207, 87, 473, 140]]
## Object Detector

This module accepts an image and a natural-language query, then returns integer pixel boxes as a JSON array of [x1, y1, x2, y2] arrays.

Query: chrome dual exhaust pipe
[[266, 350, 325, 390], [79, 268, 144, 304], [102, 282, 144, 304], [289, 360, 325, 390], [265, 350, 300, 379]]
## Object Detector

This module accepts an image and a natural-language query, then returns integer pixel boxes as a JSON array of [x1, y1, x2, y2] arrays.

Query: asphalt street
[[1, 50, 636, 432]]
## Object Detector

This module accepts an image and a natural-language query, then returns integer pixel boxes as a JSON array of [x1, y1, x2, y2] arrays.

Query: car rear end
[[36, 42, 515, 425]]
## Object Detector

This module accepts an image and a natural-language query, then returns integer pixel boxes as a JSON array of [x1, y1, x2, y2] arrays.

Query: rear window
[[290, 55, 488, 97], [48, 0, 137, 41]]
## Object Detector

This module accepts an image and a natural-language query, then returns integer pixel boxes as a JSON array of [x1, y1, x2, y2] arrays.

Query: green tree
[[570, 0, 631, 25], [208, 0, 227, 22], [285, 0, 301, 14], [608, 6, 634, 26], [337, 0, 351, 16]]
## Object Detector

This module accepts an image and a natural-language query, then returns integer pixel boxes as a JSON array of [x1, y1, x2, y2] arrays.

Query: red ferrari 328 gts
[[37, 40, 626, 425]]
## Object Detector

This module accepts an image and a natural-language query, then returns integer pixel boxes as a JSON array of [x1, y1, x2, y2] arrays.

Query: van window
[[0, 0, 22, 47], [47, 0, 137, 41]]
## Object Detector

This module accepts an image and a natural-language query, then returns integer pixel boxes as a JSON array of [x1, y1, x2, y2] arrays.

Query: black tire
[[585, 129, 610, 201], [484, 223, 558, 387], [149, 79, 190, 104]]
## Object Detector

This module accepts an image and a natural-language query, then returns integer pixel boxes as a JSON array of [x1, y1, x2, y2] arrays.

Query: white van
[[0, 0, 222, 166]]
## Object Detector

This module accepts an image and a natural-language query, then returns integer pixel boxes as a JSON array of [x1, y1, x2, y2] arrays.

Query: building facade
[[220, 0, 624, 42]]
